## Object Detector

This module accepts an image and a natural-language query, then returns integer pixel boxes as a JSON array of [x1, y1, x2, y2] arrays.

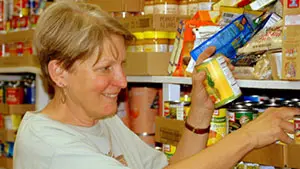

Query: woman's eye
[[96, 66, 112, 72]]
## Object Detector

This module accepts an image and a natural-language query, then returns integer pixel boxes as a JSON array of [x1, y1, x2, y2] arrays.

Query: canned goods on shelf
[[228, 108, 256, 133], [294, 115, 300, 144], [168, 32, 177, 53], [195, 54, 242, 108], [144, 0, 154, 15], [133, 32, 144, 52], [179, 0, 188, 15], [207, 109, 227, 146], [143, 31, 169, 52], [154, 0, 178, 14], [188, 0, 199, 16]]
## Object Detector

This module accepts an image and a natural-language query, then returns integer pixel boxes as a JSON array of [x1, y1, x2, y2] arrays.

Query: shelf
[[0, 67, 41, 75], [0, 29, 34, 43], [0, 55, 41, 74], [127, 76, 300, 90]]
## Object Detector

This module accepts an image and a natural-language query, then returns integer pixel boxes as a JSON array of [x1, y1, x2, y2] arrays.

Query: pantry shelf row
[[127, 76, 300, 90]]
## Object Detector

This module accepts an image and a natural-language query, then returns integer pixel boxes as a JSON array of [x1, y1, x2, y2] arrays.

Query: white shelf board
[[0, 67, 41, 74], [127, 76, 300, 90]]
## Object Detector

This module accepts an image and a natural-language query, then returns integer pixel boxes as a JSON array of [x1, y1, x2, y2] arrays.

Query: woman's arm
[[166, 107, 299, 169]]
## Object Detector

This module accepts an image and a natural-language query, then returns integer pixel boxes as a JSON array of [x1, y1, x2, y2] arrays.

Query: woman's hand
[[187, 46, 234, 128], [240, 107, 300, 149]]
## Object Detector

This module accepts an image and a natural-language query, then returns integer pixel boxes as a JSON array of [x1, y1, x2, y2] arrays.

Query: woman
[[13, 1, 300, 169]]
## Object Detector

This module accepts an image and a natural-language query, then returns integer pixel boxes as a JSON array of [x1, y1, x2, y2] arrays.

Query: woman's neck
[[41, 94, 98, 127]]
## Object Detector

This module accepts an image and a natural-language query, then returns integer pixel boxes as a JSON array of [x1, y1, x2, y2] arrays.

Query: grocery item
[[0, 81, 5, 103], [179, 0, 188, 15], [143, 31, 169, 52], [294, 115, 300, 144], [190, 15, 256, 61], [163, 144, 176, 159], [188, 0, 199, 16], [207, 109, 227, 146], [195, 54, 242, 108], [218, 6, 244, 26], [249, 0, 276, 10], [228, 108, 255, 133], [199, 0, 216, 10], [134, 32, 144, 52], [237, 20, 282, 55], [186, 25, 222, 73], [168, 32, 177, 52], [6, 81, 24, 104], [129, 87, 158, 146], [144, 0, 154, 15], [154, 0, 178, 14]]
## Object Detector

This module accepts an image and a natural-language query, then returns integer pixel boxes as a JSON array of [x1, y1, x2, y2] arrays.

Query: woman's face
[[65, 34, 127, 119]]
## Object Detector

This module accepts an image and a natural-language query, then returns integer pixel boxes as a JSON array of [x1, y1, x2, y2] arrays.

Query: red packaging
[[6, 81, 24, 104], [23, 41, 32, 55], [19, 16, 29, 29], [16, 42, 24, 55], [0, 0, 3, 23], [30, 15, 39, 27], [11, 16, 19, 30]]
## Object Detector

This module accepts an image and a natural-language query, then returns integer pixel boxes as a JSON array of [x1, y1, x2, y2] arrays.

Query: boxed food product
[[86, 0, 144, 12], [118, 14, 190, 32], [124, 52, 170, 76], [282, 1, 300, 80]]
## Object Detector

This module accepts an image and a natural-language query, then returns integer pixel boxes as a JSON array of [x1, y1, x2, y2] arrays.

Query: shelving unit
[[127, 76, 300, 90]]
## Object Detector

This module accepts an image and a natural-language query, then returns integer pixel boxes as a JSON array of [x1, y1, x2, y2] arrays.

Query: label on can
[[144, 44, 168, 52], [195, 55, 242, 108], [144, 5, 154, 15], [207, 109, 227, 146], [154, 4, 178, 14], [294, 117, 300, 144], [188, 3, 198, 16], [163, 144, 176, 159], [164, 101, 171, 117], [228, 109, 253, 133], [179, 4, 188, 15]]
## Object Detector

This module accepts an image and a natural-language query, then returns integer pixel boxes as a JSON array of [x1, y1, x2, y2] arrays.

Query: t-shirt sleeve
[[50, 142, 131, 169]]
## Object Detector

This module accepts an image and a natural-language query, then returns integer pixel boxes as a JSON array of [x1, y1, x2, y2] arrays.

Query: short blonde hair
[[34, 1, 134, 86]]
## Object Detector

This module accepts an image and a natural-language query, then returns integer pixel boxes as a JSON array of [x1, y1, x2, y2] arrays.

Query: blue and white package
[[190, 15, 255, 61]]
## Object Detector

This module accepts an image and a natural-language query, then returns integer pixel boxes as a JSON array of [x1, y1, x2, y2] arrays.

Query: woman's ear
[[48, 60, 68, 88]]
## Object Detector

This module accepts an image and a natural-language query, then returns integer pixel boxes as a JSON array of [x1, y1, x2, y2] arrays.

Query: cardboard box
[[125, 52, 170, 76], [0, 55, 40, 68], [5, 130, 16, 142], [118, 14, 190, 32], [6, 158, 13, 169], [282, 2, 300, 80], [0, 104, 35, 115], [155, 117, 300, 167], [86, 0, 143, 12], [0, 30, 34, 44], [154, 116, 184, 146], [243, 144, 286, 167], [287, 144, 300, 168]]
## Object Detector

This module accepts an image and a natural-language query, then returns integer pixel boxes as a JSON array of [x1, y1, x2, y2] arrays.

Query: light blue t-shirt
[[13, 112, 168, 169]]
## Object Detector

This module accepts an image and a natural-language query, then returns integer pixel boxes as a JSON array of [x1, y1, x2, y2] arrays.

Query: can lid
[[143, 31, 169, 39], [228, 108, 256, 113]]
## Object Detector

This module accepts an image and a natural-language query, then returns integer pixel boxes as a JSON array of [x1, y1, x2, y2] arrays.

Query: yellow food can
[[207, 109, 227, 146], [195, 54, 242, 108]]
